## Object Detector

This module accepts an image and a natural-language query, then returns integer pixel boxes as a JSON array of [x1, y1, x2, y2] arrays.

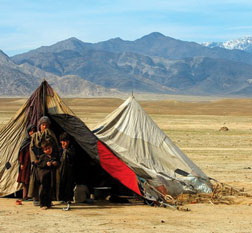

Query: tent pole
[[42, 80, 46, 116]]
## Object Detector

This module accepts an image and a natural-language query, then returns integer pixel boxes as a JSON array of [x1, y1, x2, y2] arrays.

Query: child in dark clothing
[[59, 132, 75, 203], [29, 116, 59, 206], [37, 140, 59, 210], [17, 125, 36, 200]]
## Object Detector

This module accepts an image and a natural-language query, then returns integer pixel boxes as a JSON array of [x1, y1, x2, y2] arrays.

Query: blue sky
[[1, 0, 252, 56]]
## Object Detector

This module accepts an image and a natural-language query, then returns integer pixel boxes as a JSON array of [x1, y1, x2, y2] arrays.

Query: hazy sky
[[1, 0, 252, 56]]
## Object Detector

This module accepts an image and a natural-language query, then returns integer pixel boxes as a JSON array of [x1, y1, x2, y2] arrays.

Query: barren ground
[[0, 97, 252, 233]]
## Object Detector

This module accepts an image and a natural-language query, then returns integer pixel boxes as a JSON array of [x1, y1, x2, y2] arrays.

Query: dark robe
[[28, 128, 59, 199], [17, 125, 35, 185], [30, 128, 58, 163], [37, 153, 59, 207], [59, 145, 75, 202], [17, 146, 31, 185]]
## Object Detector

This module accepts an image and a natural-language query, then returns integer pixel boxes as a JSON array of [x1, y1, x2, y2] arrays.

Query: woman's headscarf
[[20, 124, 36, 151], [38, 116, 51, 129]]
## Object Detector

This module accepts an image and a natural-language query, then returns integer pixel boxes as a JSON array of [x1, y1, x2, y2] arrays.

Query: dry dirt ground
[[0, 97, 252, 233]]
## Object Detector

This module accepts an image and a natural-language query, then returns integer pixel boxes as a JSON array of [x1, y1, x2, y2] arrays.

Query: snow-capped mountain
[[202, 37, 252, 53]]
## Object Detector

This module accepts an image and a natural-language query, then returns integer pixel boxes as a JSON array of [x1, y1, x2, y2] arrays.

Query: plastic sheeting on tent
[[94, 96, 212, 197]]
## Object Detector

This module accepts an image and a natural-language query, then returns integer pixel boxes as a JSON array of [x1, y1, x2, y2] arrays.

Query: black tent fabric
[[0, 81, 142, 197]]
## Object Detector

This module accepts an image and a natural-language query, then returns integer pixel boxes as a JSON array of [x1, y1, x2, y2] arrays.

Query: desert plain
[[0, 96, 252, 233]]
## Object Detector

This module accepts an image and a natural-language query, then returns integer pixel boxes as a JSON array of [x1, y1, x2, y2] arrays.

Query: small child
[[37, 140, 59, 210], [59, 132, 75, 203], [17, 125, 36, 200], [29, 116, 58, 206]]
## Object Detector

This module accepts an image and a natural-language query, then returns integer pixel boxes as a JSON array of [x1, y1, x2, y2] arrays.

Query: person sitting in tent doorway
[[59, 132, 76, 204], [17, 125, 36, 200], [37, 139, 59, 210], [28, 116, 59, 206]]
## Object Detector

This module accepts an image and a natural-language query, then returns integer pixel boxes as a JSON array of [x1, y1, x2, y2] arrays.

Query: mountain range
[[1, 32, 252, 96], [0, 50, 120, 96], [202, 37, 252, 53]]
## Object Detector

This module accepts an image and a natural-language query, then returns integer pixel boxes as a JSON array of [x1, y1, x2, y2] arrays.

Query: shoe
[[33, 200, 40, 206], [40, 206, 48, 210], [15, 200, 22, 205], [22, 198, 33, 202]]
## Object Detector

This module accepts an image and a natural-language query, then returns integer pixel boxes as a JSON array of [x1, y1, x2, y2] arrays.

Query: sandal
[[15, 200, 22, 205]]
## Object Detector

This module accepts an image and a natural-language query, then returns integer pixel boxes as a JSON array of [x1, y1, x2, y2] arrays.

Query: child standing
[[29, 116, 58, 206], [59, 132, 75, 203], [37, 140, 59, 209], [17, 125, 36, 200]]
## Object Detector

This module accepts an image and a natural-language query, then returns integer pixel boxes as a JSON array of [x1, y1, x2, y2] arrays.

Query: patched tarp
[[0, 81, 73, 196], [94, 96, 212, 196], [0, 82, 141, 197]]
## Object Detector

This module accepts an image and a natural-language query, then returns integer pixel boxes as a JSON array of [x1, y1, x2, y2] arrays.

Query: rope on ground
[[174, 179, 252, 206], [142, 179, 252, 208]]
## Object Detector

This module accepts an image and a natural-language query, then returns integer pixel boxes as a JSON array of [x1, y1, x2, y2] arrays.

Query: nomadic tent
[[94, 96, 212, 199], [0, 81, 141, 197]]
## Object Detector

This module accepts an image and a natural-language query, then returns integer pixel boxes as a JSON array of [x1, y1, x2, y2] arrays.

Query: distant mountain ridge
[[2, 32, 252, 96], [202, 36, 252, 53], [0, 50, 121, 96], [13, 32, 252, 65]]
